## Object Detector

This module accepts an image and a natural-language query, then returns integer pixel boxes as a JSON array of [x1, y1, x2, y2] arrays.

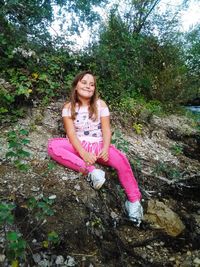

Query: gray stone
[[38, 259, 50, 267], [65, 255, 76, 266], [55, 255, 64, 265], [0, 254, 5, 263], [33, 253, 41, 263], [194, 258, 200, 265]]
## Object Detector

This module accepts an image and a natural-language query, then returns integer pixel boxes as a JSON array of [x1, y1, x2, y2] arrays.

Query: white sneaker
[[125, 200, 143, 227], [87, 169, 106, 190]]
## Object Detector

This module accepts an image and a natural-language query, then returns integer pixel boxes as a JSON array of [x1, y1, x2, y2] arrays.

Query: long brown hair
[[70, 70, 98, 120]]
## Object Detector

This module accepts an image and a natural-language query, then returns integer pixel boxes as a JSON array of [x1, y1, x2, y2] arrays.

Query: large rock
[[144, 199, 185, 237]]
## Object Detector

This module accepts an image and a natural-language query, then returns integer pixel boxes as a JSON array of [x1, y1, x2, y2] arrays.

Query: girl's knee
[[107, 146, 130, 169], [48, 137, 66, 148], [109, 145, 127, 160]]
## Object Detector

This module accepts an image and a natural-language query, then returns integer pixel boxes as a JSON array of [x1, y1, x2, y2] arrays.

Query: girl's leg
[[47, 138, 95, 173], [97, 145, 141, 203]]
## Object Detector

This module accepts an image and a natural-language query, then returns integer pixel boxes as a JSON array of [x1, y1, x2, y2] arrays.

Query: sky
[[160, 0, 200, 31], [50, 0, 200, 48]]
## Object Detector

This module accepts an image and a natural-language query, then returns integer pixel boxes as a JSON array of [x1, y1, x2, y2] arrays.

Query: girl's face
[[76, 74, 95, 100]]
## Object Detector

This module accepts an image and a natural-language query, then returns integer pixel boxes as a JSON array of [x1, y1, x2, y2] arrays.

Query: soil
[[0, 101, 200, 267]]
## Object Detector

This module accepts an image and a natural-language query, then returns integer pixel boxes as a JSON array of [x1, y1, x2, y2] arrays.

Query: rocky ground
[[0, 100, 200, 267]]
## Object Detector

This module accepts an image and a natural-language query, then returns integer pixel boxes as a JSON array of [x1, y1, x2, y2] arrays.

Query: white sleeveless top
[[62, 99, 110, 143]]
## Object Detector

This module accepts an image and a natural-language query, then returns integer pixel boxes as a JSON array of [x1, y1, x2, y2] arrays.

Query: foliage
[[83, 2, 198, 106], [130, 157, 142, 173], [0, 49, 79, 122], [6, 232, 27, 264], [27, 195, 55, 220], [114, 95, 163, 125], [111, 129, 130, 153], [0, 202, 16, 225], [47, 231, 60, 245], [86, 14, 144, 103], [6, 128, 31, 171], [183, 24, 200, 100], [133, 123, 143, 134], [153, 162, 181, 180], [0, 0, 199, 121], [0, 0, 108, 55], [117, 97, 138, 117], [0, 195, 59, 265], [86, 214, 105, 236], [0, 0, 108, 122], [170, 144, 183, 156], [0, 202, 26, 264]]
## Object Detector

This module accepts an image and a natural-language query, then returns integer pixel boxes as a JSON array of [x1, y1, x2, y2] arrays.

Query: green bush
[[0, 195, 59, 265], [6, 128, 31, 171]]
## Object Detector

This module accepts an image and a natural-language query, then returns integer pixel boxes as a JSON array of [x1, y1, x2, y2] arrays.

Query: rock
[[33, 253, 41, 264], [110, 211, 119, 219], [194, 258, 200, 265], [48, 194, 57, 200], [144, 199, 185, 236], [31, 186, 40, 192], [186, 251, 192, 256], [141, 253, 147, 259], [146, 245, 153, 250], [38, 259, 50, 267], [65, 256, 76, 266], [181, 260, 192, 267], [55, 255, 64, 265], [0, 254, 5, 262], [74, 184, 81, 190]]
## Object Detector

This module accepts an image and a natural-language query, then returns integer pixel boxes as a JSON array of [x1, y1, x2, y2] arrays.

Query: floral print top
[[62, 100, 110, 143]]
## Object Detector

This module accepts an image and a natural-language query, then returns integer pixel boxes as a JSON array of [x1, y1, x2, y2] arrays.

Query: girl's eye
[[81, 81, 94, 87]]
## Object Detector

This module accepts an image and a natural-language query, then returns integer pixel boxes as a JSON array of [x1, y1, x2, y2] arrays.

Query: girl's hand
[[80, 151, 97, 165], [98, 148, 109, 162]]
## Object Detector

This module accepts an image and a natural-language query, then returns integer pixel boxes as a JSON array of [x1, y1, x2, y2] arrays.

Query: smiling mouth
[[82, 88, 93, 93]]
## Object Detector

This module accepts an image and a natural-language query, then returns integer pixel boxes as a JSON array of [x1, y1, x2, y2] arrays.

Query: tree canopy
[[0, 0, 199, 123]]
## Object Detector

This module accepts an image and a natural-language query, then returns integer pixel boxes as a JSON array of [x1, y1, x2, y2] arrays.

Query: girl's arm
[[98, 100, 111, 161], [63, 104, 97, 165]]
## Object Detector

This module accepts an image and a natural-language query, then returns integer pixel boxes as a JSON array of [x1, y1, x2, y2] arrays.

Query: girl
[[47, 71, 143, 226]]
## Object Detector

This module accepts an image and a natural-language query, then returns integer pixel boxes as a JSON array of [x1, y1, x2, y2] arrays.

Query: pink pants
[[47, 138, 141, 202]]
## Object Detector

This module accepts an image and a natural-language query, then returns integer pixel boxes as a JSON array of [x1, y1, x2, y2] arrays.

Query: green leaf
[[48, 231, 59, 243], [7, 232, 20, 241], [17, 163, 29, 171], [45, 209, 54, 216], [21, 138, 30, 144], [11, 260, 19, 267], [27, 197, 37, 209], [38, 201, 47, 209], [8, 141, 20, 149], [7, 131, 16, 139], [39, 73, 48, 80], [19, 129, 29, 135], [17, 149, 30, 157], [6, 151, 17, 158], [0, 107, 8, 113]]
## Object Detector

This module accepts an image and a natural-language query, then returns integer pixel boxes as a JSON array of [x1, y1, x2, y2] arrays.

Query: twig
[[141, 170, 200, 187], [140, 187, 154, 198], [141, 170, 173, 184], [71, 251, 97, 257]]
